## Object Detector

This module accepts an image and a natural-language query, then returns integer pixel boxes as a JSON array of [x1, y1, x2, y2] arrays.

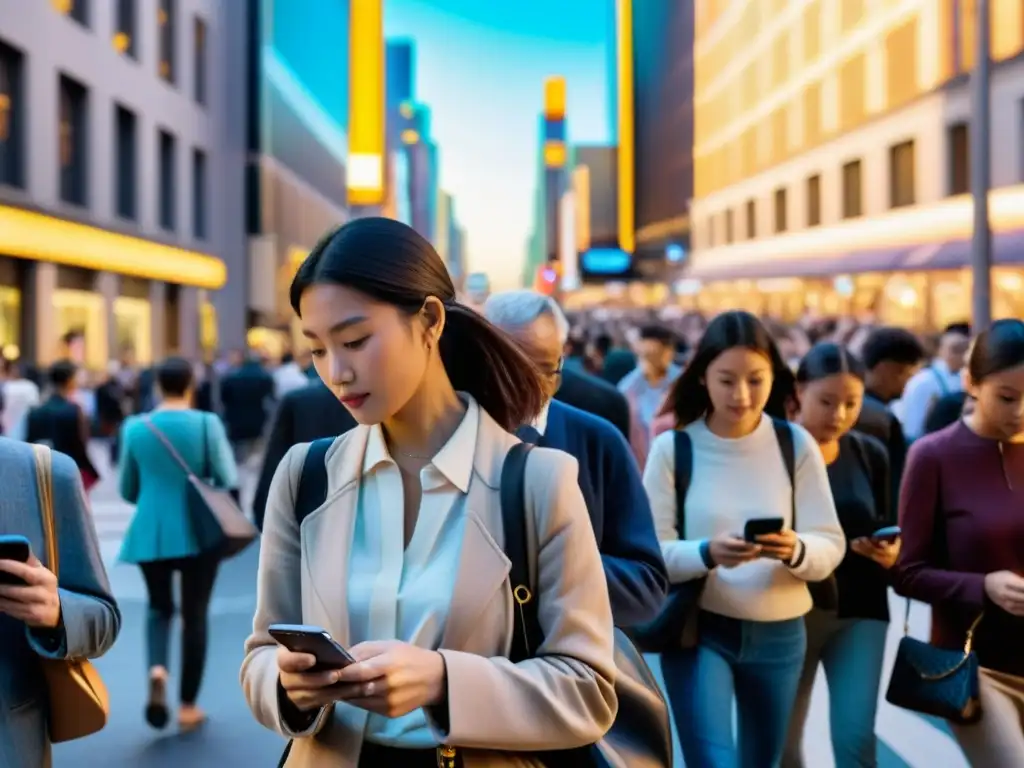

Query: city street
[[53, 445, 968, 767]]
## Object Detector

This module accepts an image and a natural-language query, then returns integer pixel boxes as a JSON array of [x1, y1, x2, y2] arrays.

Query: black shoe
[[145, 675, 169, 729]]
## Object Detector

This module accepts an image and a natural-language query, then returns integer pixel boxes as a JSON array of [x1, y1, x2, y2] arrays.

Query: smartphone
[[0, 535, 31, 586], [870, 525, 902, 544], [744, 517, 785, 543], [268, 624, 356, 672]]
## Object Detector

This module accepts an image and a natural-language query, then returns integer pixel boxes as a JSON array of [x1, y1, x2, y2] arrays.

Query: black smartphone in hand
[[869, 525, 901, 544], [268, 624, 356, 672], [0, 535, 31, 586], [744, 517, 785, 543]]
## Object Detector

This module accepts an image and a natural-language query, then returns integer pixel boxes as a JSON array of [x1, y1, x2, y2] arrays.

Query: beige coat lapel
[[299, 427, 370, 647], [440, 408, 517, 652]]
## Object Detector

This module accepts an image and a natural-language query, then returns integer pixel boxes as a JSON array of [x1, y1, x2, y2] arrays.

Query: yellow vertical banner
[[348, 0, 385, 206]]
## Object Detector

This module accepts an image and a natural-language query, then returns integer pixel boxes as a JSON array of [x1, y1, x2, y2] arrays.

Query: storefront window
[[54, 289, 105, 371], [113, 296, 152, 365], [0, 286, 20, 360]]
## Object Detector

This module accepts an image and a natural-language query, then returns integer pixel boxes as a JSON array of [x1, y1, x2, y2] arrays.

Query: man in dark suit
[[219, 354, 276, 464], [484, 291, 668, 626], [25, 360, 99, 488], [252, 380, 357, 529], [855, 327, 926, 505], [554, 366, 631, 441]]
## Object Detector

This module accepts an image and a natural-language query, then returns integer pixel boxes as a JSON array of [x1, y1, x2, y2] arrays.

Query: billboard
[[258, 0, 350, 207]]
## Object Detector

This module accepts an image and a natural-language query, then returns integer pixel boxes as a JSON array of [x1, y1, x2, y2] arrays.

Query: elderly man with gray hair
[[483, 290, 667, 627]]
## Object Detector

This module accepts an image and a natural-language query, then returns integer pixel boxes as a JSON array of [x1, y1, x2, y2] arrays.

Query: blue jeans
[[662, 611, 807, 768], [782, 609, 889, 768]]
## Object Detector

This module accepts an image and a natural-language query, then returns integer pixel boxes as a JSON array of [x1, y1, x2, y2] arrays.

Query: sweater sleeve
[[641, 431, 709, 584], [787, 425, 846, 581]]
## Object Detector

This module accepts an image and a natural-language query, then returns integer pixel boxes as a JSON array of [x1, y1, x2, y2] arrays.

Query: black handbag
[[629, 430, 703, 652], [885, 600, 984, 724], [499, 443, 673, 768]]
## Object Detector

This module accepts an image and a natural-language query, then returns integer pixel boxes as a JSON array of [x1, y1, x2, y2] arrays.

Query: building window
[[114, 105, 136, 220], [725, 209, 734, 244], [0, 39, 25, 189], [158, 0, 176, 85], [774, 187, 788, 233], [841, 159, 862, 218], [889, 140, 916, 208], [193, 16, 207, 105], [58, 74, 88, 207], [948, 122, 969, 195], [114, 0, 137, 59], [158, 129, 176, 231], [192, 148, 207, 239], [706, 218, 715, 248], [806, 174, 821, 226], [745, 198, 756, 238], [56, 0, 89, 27]]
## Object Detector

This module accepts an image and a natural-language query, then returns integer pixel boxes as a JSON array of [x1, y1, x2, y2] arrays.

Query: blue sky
[[385, 0, 612, 289]]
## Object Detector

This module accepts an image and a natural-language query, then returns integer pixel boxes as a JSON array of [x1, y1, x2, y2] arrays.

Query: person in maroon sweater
[[894, 318, 1024, 765]]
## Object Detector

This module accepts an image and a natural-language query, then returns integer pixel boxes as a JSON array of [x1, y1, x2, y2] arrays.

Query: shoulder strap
[[142, 416, 196, 478], [31, 444, 58, 577], [500, 442, 539, 664], [771, 418, 797, 528], [672, 430, 693, 538], [294, 438, 334, 526]]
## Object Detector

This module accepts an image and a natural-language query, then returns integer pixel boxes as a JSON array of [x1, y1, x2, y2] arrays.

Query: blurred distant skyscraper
[[386, 39, 415, 110]]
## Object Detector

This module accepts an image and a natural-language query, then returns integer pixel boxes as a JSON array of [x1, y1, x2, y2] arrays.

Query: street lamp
[[970, 0, 992, 330]]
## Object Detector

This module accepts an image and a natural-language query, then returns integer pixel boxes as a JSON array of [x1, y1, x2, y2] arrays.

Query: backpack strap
[[294, 438, 334, 526], [771, 418, 796, 528], [672, 430, 693, 539]]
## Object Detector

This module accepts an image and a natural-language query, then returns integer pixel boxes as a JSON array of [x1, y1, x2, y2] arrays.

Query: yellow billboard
[[544, 77, 566, 120], [616, 0, 635, 254], [348, 0, 385, 206]]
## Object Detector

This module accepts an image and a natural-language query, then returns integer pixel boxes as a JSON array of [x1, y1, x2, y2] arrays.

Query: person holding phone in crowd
[[783, 343, 897, 768], [643, 311, 845, 768], [894, 318, 1024, 765], [241, 218, 616, 767]]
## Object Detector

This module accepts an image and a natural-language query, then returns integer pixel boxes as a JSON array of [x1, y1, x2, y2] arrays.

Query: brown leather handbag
[[31, 444, 111, 743]]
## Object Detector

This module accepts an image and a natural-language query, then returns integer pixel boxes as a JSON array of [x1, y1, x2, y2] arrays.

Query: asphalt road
[[53, 445, 969, 767]]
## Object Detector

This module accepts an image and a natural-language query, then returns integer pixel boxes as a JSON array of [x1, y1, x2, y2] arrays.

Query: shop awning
[[900, 229, 1024, 270], [686, 245, 910, 281]]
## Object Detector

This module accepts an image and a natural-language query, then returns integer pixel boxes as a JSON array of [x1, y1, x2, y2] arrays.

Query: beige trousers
[[952, 668, 1024, 767]]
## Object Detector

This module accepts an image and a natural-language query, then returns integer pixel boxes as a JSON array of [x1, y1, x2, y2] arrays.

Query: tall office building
[[244, 0, 358, 354], [0, 0, 241, 365], [631, 0, 694, 280], [687, 0, 1024, 327], [386, 39, 415, 110], [523, 78, 569, 286]]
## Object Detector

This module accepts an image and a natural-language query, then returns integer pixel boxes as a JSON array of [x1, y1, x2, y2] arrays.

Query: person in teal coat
[[118, 357, 238, 732]]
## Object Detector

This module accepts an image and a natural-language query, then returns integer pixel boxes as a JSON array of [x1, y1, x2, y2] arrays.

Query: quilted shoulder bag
[[31, 444, 111, 742], [885, 599, 984, 724]]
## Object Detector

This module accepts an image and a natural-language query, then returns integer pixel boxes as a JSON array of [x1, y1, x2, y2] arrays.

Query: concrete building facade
[[0, 0, 243, 368]]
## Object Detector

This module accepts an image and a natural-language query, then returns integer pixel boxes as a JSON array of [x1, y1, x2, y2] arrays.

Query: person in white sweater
[[642, 310, 845, 768]]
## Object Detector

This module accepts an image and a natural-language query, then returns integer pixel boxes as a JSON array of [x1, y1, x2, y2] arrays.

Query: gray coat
[[0, 438, 121, 767]]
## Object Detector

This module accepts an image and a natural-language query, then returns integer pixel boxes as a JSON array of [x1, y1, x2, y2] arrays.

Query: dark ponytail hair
[[289, 217, 546, 430], [795, 342, 866, 384], [660, 310, 794, 428], [967, 318, 1024, 383]]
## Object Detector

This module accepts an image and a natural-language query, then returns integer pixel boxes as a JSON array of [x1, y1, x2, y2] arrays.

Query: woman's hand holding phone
[[708, 533, 761, 568], [755, 529, 799, 563], [277, 646, 347, 712], [851, 537, 901, 569], [333, 640, 447, 718]]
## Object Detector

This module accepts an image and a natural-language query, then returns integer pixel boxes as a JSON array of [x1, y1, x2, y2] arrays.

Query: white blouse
[[347, 396, 479, 748]]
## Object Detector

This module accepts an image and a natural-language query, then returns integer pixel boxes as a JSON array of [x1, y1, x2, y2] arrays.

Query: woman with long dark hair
[[783, 343, 896, 767], [241, 218, 616, 767], [894, 318, 1024, 765], [643, 311, 844, 767]]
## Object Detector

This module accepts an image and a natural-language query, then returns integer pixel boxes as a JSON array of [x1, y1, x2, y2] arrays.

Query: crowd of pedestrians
[[0, 217, 1021, 767]]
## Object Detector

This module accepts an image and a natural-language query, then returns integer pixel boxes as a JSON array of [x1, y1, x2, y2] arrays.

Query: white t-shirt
[[642, 415, 845, 622]]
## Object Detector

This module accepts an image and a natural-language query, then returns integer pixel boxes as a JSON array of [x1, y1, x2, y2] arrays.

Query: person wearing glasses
[[483, 290, 668, 628]]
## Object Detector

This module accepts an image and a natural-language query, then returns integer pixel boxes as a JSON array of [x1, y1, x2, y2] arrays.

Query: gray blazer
[[0, 438, 121, 768]]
